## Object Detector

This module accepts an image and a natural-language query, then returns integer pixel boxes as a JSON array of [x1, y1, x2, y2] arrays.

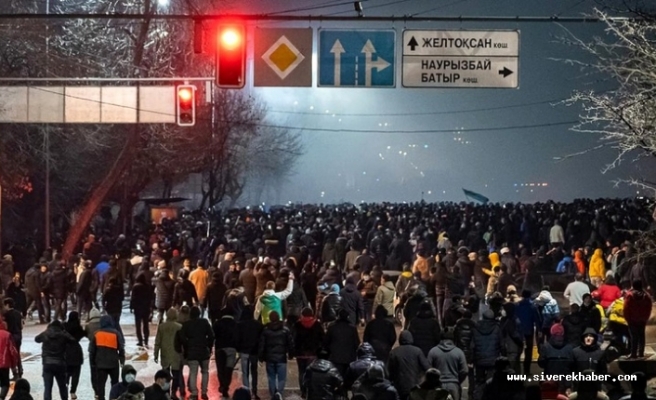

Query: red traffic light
[[178, 87, 193, 102], [216, 24, 246, 88]]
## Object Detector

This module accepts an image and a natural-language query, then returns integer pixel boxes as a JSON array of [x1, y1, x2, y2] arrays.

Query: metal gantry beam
[[0, 14, 634, 23]]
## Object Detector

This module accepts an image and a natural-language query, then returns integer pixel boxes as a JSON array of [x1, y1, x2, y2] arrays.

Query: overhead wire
[[324, 0, 415, 16], [410, 0, 471, 17], [265, 1, 354, 16]]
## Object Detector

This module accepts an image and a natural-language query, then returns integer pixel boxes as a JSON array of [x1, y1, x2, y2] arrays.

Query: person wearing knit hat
[[471, 307, 503, 399], [538, 322, 574, 395], [550, 323, 565, 337]]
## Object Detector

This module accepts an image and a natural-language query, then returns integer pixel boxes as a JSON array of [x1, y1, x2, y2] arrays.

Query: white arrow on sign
[[361, 40, 390, 87], [330, 39, 345, 86]]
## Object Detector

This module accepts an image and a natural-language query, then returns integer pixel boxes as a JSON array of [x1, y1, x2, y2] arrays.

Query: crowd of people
[[0, 198, 655, 400]]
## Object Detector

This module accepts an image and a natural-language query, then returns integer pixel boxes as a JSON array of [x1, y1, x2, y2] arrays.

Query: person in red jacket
[[594, 276, 621, 309], [623, 280, 653, 358], [0, 320, 19, 399]]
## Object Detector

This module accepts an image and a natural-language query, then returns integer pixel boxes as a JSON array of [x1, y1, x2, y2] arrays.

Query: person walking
[[204, 272, 227, 326], [409, 368, 455, 400], [189, 261, 210, 316], [154, 309, 183, 400], [103, 277, 124, 334], [324, 309, 361, 377], [237, 305, 263, 400], [0, 320, 18, 400], [89, 315, 126, 400], [388, 331, 430, 400], [303, 349, 343, 400], [131, 274, 154, 348], [63, 312, 85, 400], [176, 306, 214, 400], [35, 320, 75, 400], [426, 333, 468, 400], [362, 305, 397, 363], [515, 290, 542, 375], [254, 275, 294, 325], [408, 302, 442, 356], [3, 299, 23, 380], [624, 280, 653, 359], [51, 263, 70, 322], [293, 307, 324, 398], [373, 274, 396, 318], [258, 311, 294, 399], [472, 310, 504, 400], [213, 308, 239, 399]]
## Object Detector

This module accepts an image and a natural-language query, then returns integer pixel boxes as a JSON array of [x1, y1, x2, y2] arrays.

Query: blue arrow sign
[[319, 30, 396, 88]]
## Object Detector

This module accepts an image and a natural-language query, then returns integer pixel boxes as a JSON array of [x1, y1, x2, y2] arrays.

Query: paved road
[[14, 293, 656, 400]]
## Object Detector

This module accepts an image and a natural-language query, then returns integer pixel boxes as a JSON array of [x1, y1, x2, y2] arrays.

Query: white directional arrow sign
[[361, 40, 391, 87], [330, 39, 346, 87]]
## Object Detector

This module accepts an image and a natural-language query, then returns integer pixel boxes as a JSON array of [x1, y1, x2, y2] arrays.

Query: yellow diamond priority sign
[[255, 28, 312, 87]]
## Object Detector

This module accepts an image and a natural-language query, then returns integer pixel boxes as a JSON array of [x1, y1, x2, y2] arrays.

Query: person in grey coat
[[387, 331, 430, 400], [426, 332, 468, 400]]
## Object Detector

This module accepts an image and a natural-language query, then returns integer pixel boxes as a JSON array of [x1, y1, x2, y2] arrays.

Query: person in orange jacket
[[573, 250, 587, 276]]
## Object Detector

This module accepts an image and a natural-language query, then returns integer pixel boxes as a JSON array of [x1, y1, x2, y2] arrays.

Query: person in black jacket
[[481, 357, 525, 400], [64, 311, 85, 400], [38, 263, 53, 323], [320, 284, 342, 325], [562, 304, 586, 348], [344, 342, 386, 391], [388, 331, 430, 400], [204, 272, 227, 325], [324, 309, 360, 377], [3, 298, 24, 380], [572, 328, 605, 374], [294, 307, 324, 398], [472, 310, 504, 400], [213, 309, 239, 398], [173, 270, 198, 308], [363, 305, 397, 363], [304, 348, 343, 400], [403, 286, 432, 329], [6, 274, 27, 317], [352, 363, 400, 400], [103, 277, 124, 334], [51, 263, 69, 321], [155, 271, 175, 325], [35, 320, 76, 400], [144, 369, 172, 400], [175, 306, 214, 400], [258, 311, 294, 399], [538, 323, 573, 394], [286, 278, 309, 327], [453, 310, 476, 400], [408, 302, 441, 356], [580, 294, 602, 333], [340, 278, 366, 326], [130, 274, 153, 348], [237, 305, 263, 400]]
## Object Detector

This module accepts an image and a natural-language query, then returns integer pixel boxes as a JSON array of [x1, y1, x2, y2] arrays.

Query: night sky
[[227, 0, 653, 204]]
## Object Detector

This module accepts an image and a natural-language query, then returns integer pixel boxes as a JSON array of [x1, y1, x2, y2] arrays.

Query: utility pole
[[44, 0, 51, 250]]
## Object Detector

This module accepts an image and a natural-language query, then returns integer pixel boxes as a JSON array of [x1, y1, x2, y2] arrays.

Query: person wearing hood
[[562, 304, 586, 348], [472, 309, 504, 398], [408, 302, 441, 356], [64, 312, 86, 400], [538, 323, 574, 394], [624, 280, 653, 359], [213, 307, 239, 398], [144, 369, 173, 400], [293, 307, 324, 398], [573, 250, 587, 276], [109, 365, 137, 400], [363, 305, 397, 363], [396, 263, 415, 300], [189, 261, 210, 313], [515, 290, 541, 374], [303, 348, 343, 400], [90, 315, 126, 400], [427, 332, 468, 400], [403, 284, 433, 330], [258, 311, 294, 399], [409, 368, 454, 400], [481, 357, 525, 400], [388, 331, 430, 400], [154, 308, 183, 400], [352, 364, 400, 400], [254, 274, 294, 325], [130, 274, 153, 348], [572, 328, 605, 374], [340, 277, 366, 326], [535, 286, 560, 340], [35, 320, 75, 400], [580, 293, 603, 334], [8, 378, 33, 400], [320, 284, 342, 325], [237, 305, 263, 399], [173, 269, 198, 309], [345, 342, 386, 391], [324, 309, 361, 376], [204, 271, 228, 325], [556, 254, 574, 274], [589, 249, 606, 288], [3, 298, 23, 380]]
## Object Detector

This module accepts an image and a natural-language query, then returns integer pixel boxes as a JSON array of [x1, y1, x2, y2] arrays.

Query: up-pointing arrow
[[498, 67, 514, 78], [361, 40, 390, 87], [330, 39, 346, 86], [407, 36, 418, 51]]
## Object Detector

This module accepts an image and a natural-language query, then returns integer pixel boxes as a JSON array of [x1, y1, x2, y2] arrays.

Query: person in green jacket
[[154, 308, 183, 400], [254, 273, 294, 325]]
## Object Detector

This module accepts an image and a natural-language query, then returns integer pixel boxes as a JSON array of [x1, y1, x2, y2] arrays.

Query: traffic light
[[176, 85, 196, 126], [216, 24, 246, 88]]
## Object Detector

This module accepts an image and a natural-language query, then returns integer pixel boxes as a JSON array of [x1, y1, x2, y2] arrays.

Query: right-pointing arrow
[[407, 36, 418, 51], [499, 67, 514, 78]]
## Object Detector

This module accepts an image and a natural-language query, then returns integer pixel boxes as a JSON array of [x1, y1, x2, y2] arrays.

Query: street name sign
[[319, 29, 395, 88], [402, 30, 519, 88], [254, 28, 313, 87]]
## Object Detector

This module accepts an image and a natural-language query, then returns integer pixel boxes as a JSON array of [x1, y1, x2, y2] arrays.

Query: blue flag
[[463, 188, 489, 204]]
